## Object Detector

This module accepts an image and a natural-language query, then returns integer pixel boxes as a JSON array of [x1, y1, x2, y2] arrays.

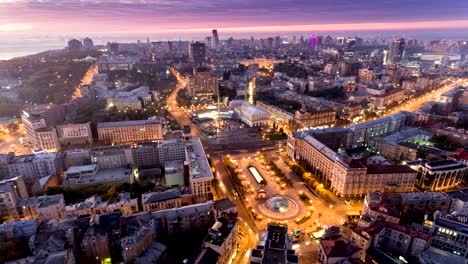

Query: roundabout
[[257, 195, 301, 221]]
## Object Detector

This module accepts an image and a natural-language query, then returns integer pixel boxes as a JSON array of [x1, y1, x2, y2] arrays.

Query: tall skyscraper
[[310, 35, 317, 51], [205, 36, 212, 47], [165, 41, 173, 56], [211, 29, 219, 49], [83, 37, 94, 49], [266, 37, 274, 50], [189, 42, 206, 65], [344, 38, 356, 59], [389, 38, 406, 64], [67, 39, 83, 51]]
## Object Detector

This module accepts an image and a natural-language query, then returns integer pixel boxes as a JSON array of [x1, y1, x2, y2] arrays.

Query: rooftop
[[65, 164, 97, 175], [303, 135, 337, 161], [348, 112, 407, 130], [266, 224, 288, 250], [135, 241, 167, 264], [400, 191, 450, 202], [425, 160, 466, 171], [451, 148, 468, 161], [320, 235, 360, 258], [186, 138, 213, 180], [64, 167, 132, 186], [195, 247, 220, 264], [214, 198, 236, 212], [143, 189, 182, 204], [204, 216, 237, 246], [366, 164, 415, 174], [447, 189, 468, 202], [152, 201, 214, 219]]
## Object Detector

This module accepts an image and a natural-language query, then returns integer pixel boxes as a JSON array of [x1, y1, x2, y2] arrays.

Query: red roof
[[451, 148, 468, 161], [320, 236, 361, 258]]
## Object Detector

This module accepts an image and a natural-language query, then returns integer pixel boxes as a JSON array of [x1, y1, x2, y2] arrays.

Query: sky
[[1, 0, 468, 35]]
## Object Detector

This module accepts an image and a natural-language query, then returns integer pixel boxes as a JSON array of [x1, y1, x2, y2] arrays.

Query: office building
[[82, 37, 94, 49], [362, 191, 452, 222], [107, 86, 153, 111], [358, 69, 374, 84], [97, 118, 163, 144], [374, 221, 430, 259], [189, 41, 206, 64], [448, 190, 468, 215], [310, 35, 318, 51], [7, 152, 62, 180], [412, 160, 467, 191], [131, 140, 187, 169], [250, 224, 298, 264], [230, 100, 270, 127], [21, 105, 65, 148], [0, 176, 28, 221], [152, 201, 216, 240], [90, 145, 133, 169], [389, 38, 405, 64], [17, 194, 65, 221], [346, 112, 408, 149], [431, 213, 468, 258], [63, 164, 134, 186], [57, 122, 93, 145], [34, 128, 60, 151], [256, 101, 294, 128], [187, 71, 219, 97], [121, 226, 155, 263], [294, 104, 336, 129], [288, 129, 417, 198], [196, 215, 238, 264], [319, 235, 360, 264], [142, 189, 182, 212], [211, 29, 219, 50], [97, 55, 140, 72]]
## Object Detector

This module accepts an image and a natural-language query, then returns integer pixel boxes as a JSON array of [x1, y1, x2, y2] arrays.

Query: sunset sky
[[1, 0, 468, 34]]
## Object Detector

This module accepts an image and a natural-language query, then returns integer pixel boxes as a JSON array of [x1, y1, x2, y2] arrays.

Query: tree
[[416, 148, 428, 159]]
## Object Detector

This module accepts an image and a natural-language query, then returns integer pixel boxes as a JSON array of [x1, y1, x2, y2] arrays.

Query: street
[[167, 68, 201, 137]]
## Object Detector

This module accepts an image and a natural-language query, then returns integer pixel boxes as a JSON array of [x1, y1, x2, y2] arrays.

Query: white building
[[230, 100, 270, 127]]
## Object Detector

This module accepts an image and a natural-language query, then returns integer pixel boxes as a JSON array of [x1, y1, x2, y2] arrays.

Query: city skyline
[[1, 0, 468, 34]]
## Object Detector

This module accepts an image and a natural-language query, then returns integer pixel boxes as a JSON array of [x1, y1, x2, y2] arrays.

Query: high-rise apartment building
[[83, 37, 94, 49], [189, 42, 206, 65], [211, 29, 219, 49], [389, 38, 405, 64], [187, 71, 219, 97], [310, 35, 317, 51]]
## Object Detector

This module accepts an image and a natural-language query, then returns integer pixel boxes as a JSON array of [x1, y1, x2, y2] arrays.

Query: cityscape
[[0, 1, 468, 264]]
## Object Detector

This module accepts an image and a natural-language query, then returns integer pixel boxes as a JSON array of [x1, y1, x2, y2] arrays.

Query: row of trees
[[267, 161, 293, 187], [289, 161, 335, 204]]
